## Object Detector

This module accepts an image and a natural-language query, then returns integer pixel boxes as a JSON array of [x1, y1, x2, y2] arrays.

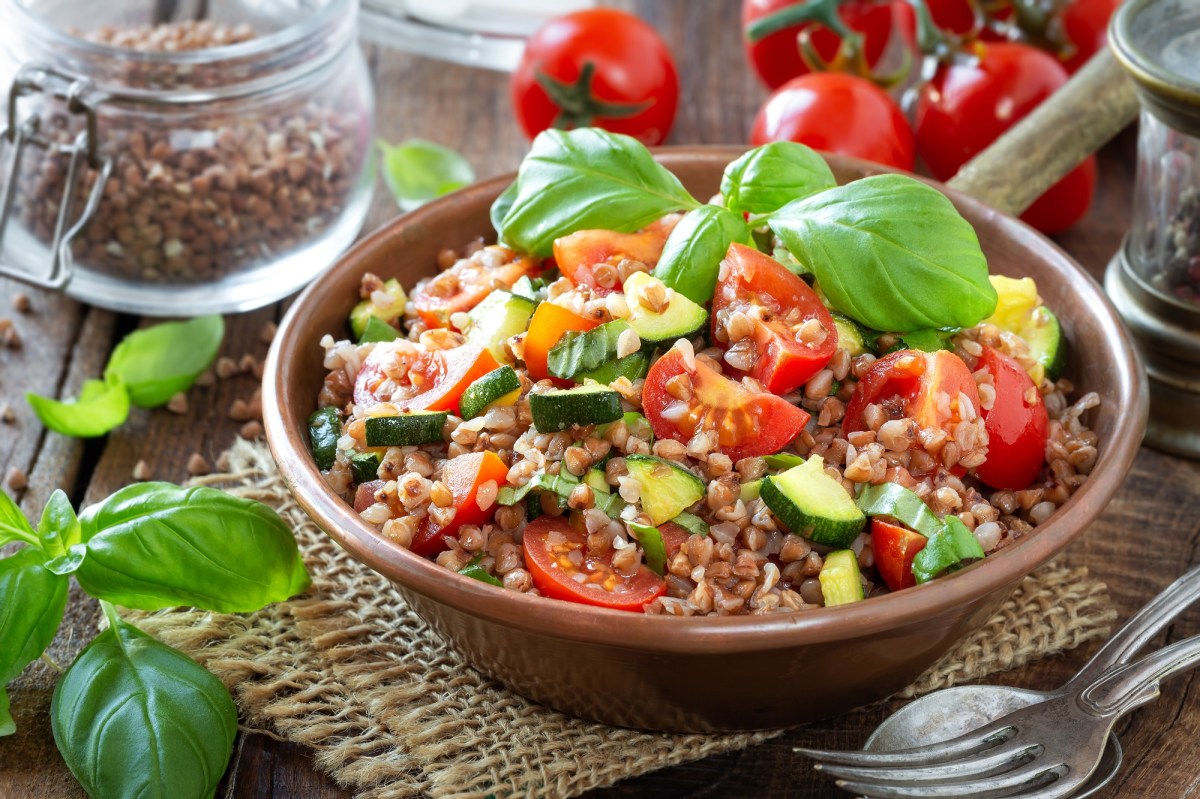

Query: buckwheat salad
[[309, 129, 1100, 615]]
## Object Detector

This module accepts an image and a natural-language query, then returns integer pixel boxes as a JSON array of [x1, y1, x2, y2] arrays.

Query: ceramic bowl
[[263, 148, 1147, 733]]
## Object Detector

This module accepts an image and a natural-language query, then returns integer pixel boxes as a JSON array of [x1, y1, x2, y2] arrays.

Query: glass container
[[0, 0, 375, 315], [1107, 0, 1200, 457]]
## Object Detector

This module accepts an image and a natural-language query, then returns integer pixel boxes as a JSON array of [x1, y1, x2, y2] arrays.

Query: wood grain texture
[[2, 0, 1198, 797]]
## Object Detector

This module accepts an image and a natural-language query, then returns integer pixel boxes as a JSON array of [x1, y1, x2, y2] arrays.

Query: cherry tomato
[[511, 9, 679, 146], [522, 515, 666, 611], [712, 243, 837, 395], [1060, 0, 1121, 74], [914, 42, 1095, 234], [844, 349, 981, 437], [353, 480, 385, 513], [354, 342, 499, 415], [751, 73, 915, 171], [871, 518, 928, 592], [742, 0, 907, 89], [973, 346, 1049, 490], [924, 0, 976, 36], [411, 451, 510, 556], [552, 215, 680, 295], [658, 521, 692, 560], [411, 247, 539, 329], [523, 302, 602, 383], [643, 347, 811, 463]]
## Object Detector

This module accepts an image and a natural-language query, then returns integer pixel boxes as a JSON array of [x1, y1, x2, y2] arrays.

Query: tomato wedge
[[410, 451, 509, 556], [552, 215, 680, 294], [411, 247, 539, 328], [871, 518, 928, 592], [712, 243, 836, 395], [522, 515, 666, 611], [643, 346, 810, 463], [844, 349, 981, 436], [353, 480, 386, 513], [355, 343, 498, 415], [973, 346, 1049, 491], [523, 302, 602, 382], [658, 521, 691, 559]]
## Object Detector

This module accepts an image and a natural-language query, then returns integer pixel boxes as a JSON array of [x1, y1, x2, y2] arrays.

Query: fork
[[797, 632, 1200, 798]]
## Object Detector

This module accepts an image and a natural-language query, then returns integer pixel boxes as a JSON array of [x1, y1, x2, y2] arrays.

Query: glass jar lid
[[1111, 0, 1200, 137]]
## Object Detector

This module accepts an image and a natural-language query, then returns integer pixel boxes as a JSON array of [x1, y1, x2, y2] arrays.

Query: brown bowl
[[263, 147, 1147, 733]]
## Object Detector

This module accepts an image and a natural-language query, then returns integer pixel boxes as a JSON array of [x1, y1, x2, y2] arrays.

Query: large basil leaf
[[720, 142, 837, 215], [769, 175, 996, 332], [495, 128, 699, 257], [104, 315, 225, 408], [379, 138, 475, 212], [652, 205, 753, 305], [38, 490, 86, 575], [490, 179, 520, 244], [27, 375, 131, 439], [0, 489, 35, 546], [77, 483, 310, 613], [1, 548, 69, 735], [51, 615, 236, 798]]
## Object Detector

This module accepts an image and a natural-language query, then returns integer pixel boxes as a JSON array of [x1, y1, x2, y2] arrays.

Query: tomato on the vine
[[1059, 0, 1121, 73], [915, 42, 1096, 234], [511, 8, 679, 146], [751, 72, 915, 171], [742, 0, 909, 89], [973, 346, 1049, 491]]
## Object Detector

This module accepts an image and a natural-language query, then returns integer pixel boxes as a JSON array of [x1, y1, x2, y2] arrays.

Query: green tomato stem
[[745, 0, 858, 44]]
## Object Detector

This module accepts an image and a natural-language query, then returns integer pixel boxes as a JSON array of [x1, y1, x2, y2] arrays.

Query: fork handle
[[1066, 564, 1200, 691], [1078, 633, 1200, 717]]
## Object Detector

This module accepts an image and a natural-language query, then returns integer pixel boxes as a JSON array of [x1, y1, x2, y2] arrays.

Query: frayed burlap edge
[[123, 439, 1115, 799]]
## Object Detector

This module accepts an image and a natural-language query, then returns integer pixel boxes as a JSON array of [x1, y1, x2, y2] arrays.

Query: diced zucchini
[[364, 411, 447, 447], [350, 278, 407, 339], [670, 511, 709, 536], [529, 383, 623, 432], [465, 290, 537, 363], [358, 315, 400, 344], [578, 351, 650, 385], [349, 451, 381, 483], [497, 469, 626, 519], [984, 275, 1067, 382], [308, 407, 341, 471], [856, 482, 942, 538], [912, 516, 985, 584], [548, 320, 632, 382], [830, 312, 876, 356], [624, 454, 705, 525], [628, 521, 668, 575], [596, 411, 654, 444], [739, 479, 761, 503], [459, 366, 522, 421], [819, 550, 865, 606], [764, 453, 805, 470], [511, 275, 547, 302], [622, 272, 709, 348], [585, 467, 610, 494], [760, 455, 865, 548]]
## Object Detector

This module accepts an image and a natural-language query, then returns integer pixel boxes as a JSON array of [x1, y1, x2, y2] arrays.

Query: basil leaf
[[77, 483, 310, 613], [379, 138, 475, 212], [37, 490, 86, 575], [1, 547, 69, 735], [670, 511, 709, 536], [51, 615, 236, 798], [900, 328, 957, 353], [548, 320, 629, 381], [721, 142, 837, 215], [26, 376, 131, 439], [0, 489, 35, 546], [105, 315, 225, 408], [769, 174, 997, 332], [458, 554, 503, 587], [497, 128, 699, 257], [652, 205, 753, 304], [491, 179, 520, 245], [628, 522, 668, 576]]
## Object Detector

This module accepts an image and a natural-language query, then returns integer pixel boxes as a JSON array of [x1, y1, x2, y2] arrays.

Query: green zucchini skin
[[364, 412, 448, 447], [460, 366, 522, 420], [308, 407, 341, 471], [529, 384, 623, 432]]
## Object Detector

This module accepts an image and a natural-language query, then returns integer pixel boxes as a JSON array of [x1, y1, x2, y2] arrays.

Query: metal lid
[[1111, 0, 1200, 137]]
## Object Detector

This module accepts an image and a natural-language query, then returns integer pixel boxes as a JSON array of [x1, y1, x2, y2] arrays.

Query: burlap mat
[[125, 439, 1116, 799]]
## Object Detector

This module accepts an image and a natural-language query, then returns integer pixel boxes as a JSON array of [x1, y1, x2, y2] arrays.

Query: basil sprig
[[493, 128, 699, 257], [720, 142, 836, 215], [379, 138, 475, 212], [0, 480, 308, 798], [651, 205, 752, 305], [27, 315, 224, 439]]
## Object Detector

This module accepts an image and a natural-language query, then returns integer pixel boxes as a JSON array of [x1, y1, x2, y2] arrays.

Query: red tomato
[[410, 451, 510, 556], [973, 346, 1049, 490], [510, 9, 679, 146], [751, 73, 916, 171], [411, 248, 538, 329], [643, 347, 811, 463], [658, 521, 692, 559], [523, 302, 602, 383], [742, 0, 908, 89], [353, 480, 385, 513], [522, 515, 666, 611], [354, 343, 499, 415], [871, 518, 928, 591], [712, 243, 837, 395], [844, 349, 981, 437], [552, 215, 679, 294], [915, 42, 1095, 234], [924, 0, 976, 36], [1060, 0, 1121, 74]]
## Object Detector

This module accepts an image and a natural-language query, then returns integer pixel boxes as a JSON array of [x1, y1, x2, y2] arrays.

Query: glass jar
[[0, 0, 375, 315]]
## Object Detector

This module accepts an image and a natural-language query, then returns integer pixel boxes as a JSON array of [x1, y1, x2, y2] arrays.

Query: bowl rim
[[263, 146, 1148, 655]]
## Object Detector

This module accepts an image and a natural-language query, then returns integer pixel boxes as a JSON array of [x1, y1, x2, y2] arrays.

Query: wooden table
[[3, 1, 1199, 797]]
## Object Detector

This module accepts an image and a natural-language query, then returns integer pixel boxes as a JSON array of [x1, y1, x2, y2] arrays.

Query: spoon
[[860, 563, 1200, 795]]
